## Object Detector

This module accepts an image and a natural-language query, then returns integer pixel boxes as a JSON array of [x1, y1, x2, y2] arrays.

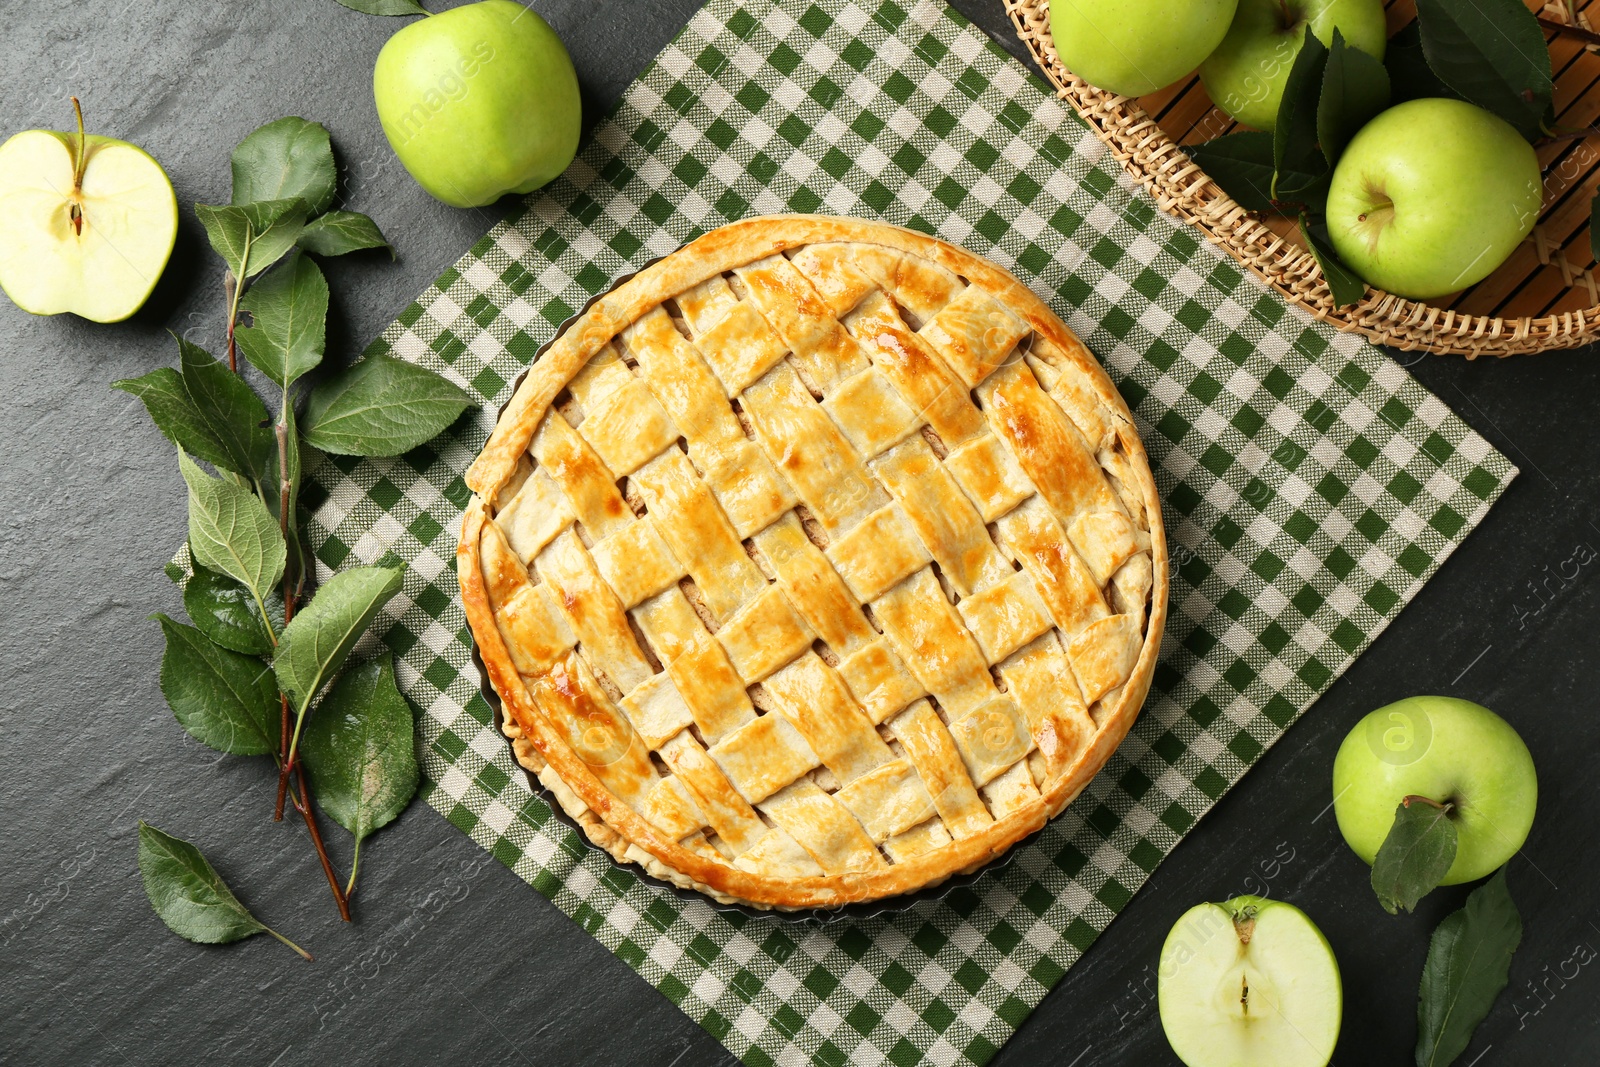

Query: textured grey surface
[[0, 2, 1595, 1065]]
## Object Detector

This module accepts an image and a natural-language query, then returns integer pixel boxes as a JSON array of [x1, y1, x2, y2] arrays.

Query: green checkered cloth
[[301, 1, 1516, 1063]]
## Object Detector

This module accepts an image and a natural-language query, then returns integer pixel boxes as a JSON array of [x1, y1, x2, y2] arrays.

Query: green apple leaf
[[1387, 22, 1464, 106], [195, 198, 310, 281], [195, 203, 255, 281], [302, 654, 419, 893], [274, 565, 404, 714], [236, 251, 328, 387], [1300, 214, 1368, 308], [1416, 868, 1522, 1067], [137, 822, 310, 960], [238, 199, 314, 279], [113, 367, 236, 473], [1415, 0, 1552, 142], [231, 117, 337, 216], [334, 0, 430, 14], [184, 561, 282, 655], [1273, 28, 1331, 204], [155, 614, 280, 755], [178, 450, 286, 619], [301, 354, 474, 456], [1371, 796, 1460, 915], [178, 336, 274, 483], [298, 210, 394, 259], [1317, 29, 1391, 165], [1185, 132, 1276, 212]]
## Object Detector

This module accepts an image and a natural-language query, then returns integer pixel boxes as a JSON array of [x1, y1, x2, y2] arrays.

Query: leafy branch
[[117, 117, 469, 947]]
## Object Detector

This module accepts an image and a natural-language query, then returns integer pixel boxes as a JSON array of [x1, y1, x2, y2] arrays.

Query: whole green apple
[[1199, 0, 1387, 131], [0, 106, 177, 323], [1325, 99, 1541, 301], [1159, 895, 1341, 1067], [1049, 0, 1240, 98], [1332, 696, 1536, 885], [374, 0, 581, 208]]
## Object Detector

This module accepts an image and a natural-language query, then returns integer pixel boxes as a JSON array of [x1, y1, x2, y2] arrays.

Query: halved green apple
[[1158, 896, 1341, 1067], [0, 102, 177, 323]]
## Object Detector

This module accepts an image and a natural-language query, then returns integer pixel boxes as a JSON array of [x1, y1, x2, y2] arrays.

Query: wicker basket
[[1005, 0, 1600, 357]]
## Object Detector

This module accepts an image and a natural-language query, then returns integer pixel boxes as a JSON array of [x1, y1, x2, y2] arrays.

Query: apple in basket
[[1324, 99, 1543, 301], [1199, 0, 1387, 131], [1048, 0, 1240, 98]]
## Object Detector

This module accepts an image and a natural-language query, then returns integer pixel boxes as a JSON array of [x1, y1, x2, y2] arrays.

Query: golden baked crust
[[459, 216, 1168, 910]]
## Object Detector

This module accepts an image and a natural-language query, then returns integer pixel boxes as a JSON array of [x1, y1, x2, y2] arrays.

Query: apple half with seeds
[[0, 102, 177, 323], [1158, 895, 1341, 1067]]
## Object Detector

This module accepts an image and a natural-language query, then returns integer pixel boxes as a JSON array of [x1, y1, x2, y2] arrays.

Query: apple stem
[[1232, 907, 1257, 944], [1402, 794, 1453, 815], [68, 97, 88, 236]]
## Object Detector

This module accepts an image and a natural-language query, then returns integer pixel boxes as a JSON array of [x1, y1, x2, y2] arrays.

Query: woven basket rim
[[1003, 0, 1600, 358]]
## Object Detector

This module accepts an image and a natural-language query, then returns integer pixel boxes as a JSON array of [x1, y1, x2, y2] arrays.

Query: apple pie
[[459, 216, 1167, 909]]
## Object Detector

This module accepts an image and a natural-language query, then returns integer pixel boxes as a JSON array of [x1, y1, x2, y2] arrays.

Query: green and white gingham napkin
[[301, 1, 1516, 1063]]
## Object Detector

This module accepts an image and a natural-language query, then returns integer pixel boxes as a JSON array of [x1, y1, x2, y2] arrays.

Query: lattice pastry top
[[459, 216, 1168, 910]]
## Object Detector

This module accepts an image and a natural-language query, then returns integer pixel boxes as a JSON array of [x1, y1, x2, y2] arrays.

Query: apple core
[[1159, 896, 1341, 1067]]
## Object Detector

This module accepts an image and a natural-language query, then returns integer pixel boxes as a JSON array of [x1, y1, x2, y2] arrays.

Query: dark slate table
[[2, 2, 1595, 1064]]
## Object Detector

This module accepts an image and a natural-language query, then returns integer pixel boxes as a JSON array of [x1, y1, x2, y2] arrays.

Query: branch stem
[[283, 693, 313, 784], [1538, 14, 1600, 47], [1538, 125, 1600, 145], [225, 229, 252, 373], [273, 415, 298, 821], [293, 765, 351, 922], [274, 692, 292, 821]]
